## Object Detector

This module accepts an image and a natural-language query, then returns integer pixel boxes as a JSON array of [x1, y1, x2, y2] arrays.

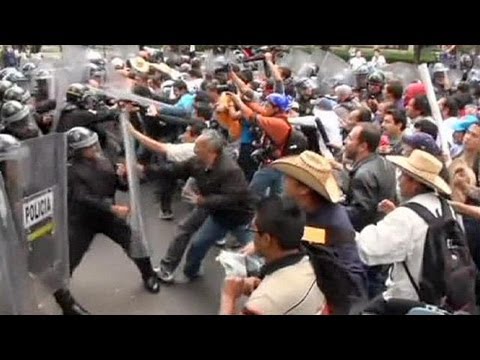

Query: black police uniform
[[56, 104, 118, 150], [67, 152, 159, 290]]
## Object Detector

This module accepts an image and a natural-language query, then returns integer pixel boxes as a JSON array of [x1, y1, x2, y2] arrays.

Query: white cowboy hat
[[386, 149, 452, 196], [271, 151, 343, 203]]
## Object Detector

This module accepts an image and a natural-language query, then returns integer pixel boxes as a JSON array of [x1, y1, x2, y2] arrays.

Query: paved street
[[41, 183, 225, 315]]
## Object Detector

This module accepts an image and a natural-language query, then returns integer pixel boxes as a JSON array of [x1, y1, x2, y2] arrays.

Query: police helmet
[[367, 71, 386, 85], [66, 127, 99, 151], [3, 85, 31, 104], [0, 80, 14, 101], [1, 68, 28, 84], [21, 62, 37, 77], [66, 83, 88, 103], [432, 62, 449, 74], [0, 100, 31, 125], [0, 134, 21, 154], [355, 64, 370, 76]]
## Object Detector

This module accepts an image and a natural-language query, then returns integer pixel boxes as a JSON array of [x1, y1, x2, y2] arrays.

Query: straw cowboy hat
[[386, 149, 452, 196], [271, 151, 343, 203], [129, 56, 151, 73]]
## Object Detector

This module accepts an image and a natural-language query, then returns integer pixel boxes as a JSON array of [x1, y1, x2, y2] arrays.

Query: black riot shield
[[4, 134, 70, 308]]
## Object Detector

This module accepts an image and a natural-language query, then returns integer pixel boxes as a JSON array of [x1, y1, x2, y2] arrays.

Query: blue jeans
[[183, 216, 253, 278], [249, 166, 283, 198]]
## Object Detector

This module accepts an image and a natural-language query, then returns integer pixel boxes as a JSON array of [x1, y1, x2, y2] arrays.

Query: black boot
[[133, 258, 161, 294], [54, 288, 90, 315]]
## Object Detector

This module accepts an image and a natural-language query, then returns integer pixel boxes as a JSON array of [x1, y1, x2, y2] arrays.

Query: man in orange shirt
[[227, 91, 303, 198]]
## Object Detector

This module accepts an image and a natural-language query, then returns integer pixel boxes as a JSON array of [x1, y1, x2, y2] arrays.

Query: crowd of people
[[1, 44, 480, 315]]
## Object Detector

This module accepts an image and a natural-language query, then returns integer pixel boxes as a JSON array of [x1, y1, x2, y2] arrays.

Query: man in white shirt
[[349, 50, 367, 71], [370, 48, 387, 68], [128, 120, 207, 219], [313, 98, 343, 149], [356, 150, 452, 312]]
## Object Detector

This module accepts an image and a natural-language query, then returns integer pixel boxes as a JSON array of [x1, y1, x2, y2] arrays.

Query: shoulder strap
[[439, 197, 454, 220], [401, 201, 437, 301], [314, 117, 331, 145], [402, 202, 437, 225], [402, 262, 421, 299]]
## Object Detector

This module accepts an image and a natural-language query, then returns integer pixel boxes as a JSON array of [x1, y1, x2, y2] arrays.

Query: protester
[[271, 151, 367, 301], [4, 45, 480, 316], [141, 129, 255, 282], [220, 196, 326, 315], [380, 108, 407, 155], [358, 150, 456, 313], [440, 96, 460, 146], [342, 122, 397, 298], [226, 91, 296, 198], [385, 80, 404, 111], [129, 121, 206, 219]]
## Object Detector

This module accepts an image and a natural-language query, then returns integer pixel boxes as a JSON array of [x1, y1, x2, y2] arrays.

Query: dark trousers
[[160, 207, 209, 273], [155, 174, 177, 213], [69, 214, 154, 279], [237, 143, 257, 183], [366, 265, 389, 299]]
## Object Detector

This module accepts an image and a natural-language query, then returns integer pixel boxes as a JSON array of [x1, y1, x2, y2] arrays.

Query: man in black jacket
[[342, 122, 397, 299], [54, 127, 160, 315], [142, 129, 255, 282]]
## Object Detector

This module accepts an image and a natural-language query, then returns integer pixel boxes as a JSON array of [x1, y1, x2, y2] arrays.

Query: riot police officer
[[361, 71, 385, 114], [353, 64, 370, 93], [65, 127, 160, 302], [0, 100, 41, 140], [0, 68, 29, 89], [3, 85, 31, 104], [56, 83, 119, 150], [366, 71, 385, 102], [431, 63, 450, 99], [295, 78, 315, 116], [0, 80, 14, 108]]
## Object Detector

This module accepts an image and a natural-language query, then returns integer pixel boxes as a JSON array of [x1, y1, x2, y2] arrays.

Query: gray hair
[[334, 84, 353, 100], [198, 129, 225, 153]]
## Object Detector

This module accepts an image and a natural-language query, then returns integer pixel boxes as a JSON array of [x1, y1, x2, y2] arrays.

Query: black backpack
[[402, 198, 478, 314], [302, 229, 367, 315]]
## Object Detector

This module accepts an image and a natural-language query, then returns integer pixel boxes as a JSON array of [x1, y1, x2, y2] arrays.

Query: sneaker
[[157, 267, 175, 284], [159, 210, 174, 220], [180, 267, 204, 283], [215, 238, 227, 247]]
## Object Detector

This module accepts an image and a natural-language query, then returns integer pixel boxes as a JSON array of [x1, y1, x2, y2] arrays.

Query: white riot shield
[[110, 45, 140, 64], [380, 62, 420, 87], [0, 174, 38, 314], [312, 49, 353, 95], [279, 48, 312, 75], [119, 111, 151, 258], [51, 46, 91, 132], [5, 134, 70, 306]]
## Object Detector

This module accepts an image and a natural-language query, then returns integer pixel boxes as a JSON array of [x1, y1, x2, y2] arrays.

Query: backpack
[[402, 197, 478, 314], [302, 227, 367, 315], [284, 128, 309, 156]]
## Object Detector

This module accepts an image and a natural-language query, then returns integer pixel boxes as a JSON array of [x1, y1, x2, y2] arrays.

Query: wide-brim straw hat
[[129, 57, 151, 73], [271, 151, 343, 203], [386, 149, 452, 196]]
